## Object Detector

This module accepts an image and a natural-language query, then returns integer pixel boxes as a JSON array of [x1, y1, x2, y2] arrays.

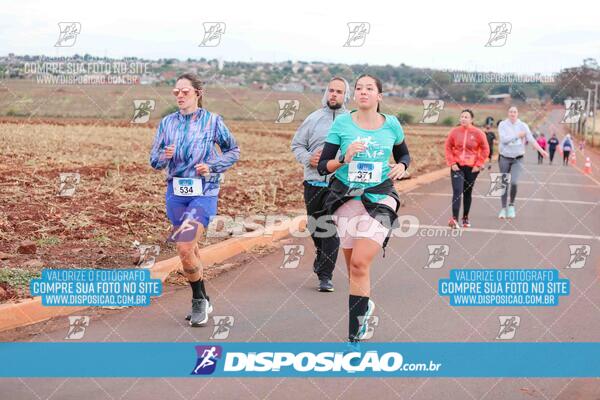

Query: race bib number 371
[[348, 161, 382, 183], [173, 178, 202, 196]]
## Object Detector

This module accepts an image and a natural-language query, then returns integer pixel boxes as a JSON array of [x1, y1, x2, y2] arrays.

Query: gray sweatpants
[[498, 155, 523, 208]]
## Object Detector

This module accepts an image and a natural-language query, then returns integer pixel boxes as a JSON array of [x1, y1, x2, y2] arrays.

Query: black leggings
[[549, 147, 556, 163], [451, 165, 480, 219], [563, 150, 571, 166], [537, 151, 544, 164]]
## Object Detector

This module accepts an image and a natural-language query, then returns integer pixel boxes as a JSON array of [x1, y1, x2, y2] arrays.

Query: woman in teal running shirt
[[318, 74, 410, 343]]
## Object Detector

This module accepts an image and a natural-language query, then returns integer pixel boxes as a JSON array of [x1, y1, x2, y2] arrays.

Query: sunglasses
[[172, 87, 199, 96]]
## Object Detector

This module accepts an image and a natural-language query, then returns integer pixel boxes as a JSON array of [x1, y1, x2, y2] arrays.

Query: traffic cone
[[584, 157, 592, 174], [570, 152, 577, 166]]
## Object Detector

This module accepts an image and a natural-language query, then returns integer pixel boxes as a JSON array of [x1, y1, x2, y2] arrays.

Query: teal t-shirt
[[325, 111, 405, 201]]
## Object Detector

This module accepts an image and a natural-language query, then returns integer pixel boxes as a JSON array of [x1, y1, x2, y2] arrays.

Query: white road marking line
[[502, 180, 598, 188], [521, 170, 587, 176], [407, 192, 598, 206], [400, 224, 600, 241]]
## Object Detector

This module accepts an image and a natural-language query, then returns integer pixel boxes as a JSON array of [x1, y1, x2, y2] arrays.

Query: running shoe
[[356, 299, 376, 340], [448, 217, 460, 229], [318, 279, 334, 292], [462, 217, 471, 228], [498, 208, 507, 219], [507, 205, 516, 219], [186, 295, 212, 320], [189, 298, 213, 327]]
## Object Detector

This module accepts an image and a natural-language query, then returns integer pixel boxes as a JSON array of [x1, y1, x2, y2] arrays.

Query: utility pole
[[591, 81, 600, 145], [585, 88, 593, 142]]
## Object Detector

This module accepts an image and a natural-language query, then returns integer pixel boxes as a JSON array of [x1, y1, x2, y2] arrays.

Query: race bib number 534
[[173, 178, 202, 196]]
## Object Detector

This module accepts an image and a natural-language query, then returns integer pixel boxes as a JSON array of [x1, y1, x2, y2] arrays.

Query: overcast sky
[[2, 0, 599, 74]]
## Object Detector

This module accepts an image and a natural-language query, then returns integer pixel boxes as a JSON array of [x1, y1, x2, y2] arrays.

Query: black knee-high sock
[[200, 280, 208, 300], [190, 279, 209, 301], [509, 184, 518, 205], [348, 294, 369, 340]]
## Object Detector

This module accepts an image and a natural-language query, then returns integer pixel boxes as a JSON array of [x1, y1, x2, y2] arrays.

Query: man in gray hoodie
[[291, 76, 351, 292]]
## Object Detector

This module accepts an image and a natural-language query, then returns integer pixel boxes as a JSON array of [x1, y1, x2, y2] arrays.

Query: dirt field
[[0, 80, 545, 125]]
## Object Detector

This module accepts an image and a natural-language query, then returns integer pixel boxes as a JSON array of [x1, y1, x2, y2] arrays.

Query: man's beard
[[328, 101, 342, 110]]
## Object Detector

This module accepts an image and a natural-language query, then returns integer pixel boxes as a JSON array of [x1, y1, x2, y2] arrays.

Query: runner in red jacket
[[445, 110, 490, 229]]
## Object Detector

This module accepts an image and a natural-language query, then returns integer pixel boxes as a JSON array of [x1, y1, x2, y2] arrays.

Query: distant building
[[487, 93, 511, 104], [273, 82, 304, 92], [140, 75, 158, 85]]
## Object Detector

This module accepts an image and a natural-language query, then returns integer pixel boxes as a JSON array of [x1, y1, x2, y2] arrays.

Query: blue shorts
[[165, 181, 218, 228]]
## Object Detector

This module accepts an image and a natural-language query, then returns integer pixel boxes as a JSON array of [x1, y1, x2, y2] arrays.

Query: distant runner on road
[[484, 121, 496, 170], [445, 109, 489, 229], [561, 134, 574, 166], [497, 106, 547, 219], [548, 132, 560, 165]]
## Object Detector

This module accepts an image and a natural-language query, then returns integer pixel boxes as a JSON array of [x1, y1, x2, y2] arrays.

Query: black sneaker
[[189, 298, 213, 327], [462, 217, 471, 228], [318, 279, 334, 292]]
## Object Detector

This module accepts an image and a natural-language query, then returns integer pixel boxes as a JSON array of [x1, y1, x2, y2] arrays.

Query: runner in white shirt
[[497, 106, 548, 219]]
